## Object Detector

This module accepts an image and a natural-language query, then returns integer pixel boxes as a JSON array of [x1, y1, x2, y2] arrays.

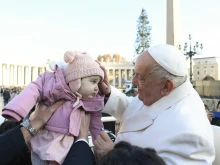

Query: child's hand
[[96, 61, 111, 97], [76, 111, 91, 142]]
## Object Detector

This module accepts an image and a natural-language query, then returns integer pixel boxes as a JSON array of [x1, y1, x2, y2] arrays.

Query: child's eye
[[92, 80, 97, 84]]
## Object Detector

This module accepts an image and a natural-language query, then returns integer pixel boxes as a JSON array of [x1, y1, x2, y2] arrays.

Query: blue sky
[[0, 0, 219, 61]]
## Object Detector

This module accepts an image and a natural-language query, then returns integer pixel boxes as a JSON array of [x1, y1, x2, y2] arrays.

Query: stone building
[[193, 56, 220, 81]]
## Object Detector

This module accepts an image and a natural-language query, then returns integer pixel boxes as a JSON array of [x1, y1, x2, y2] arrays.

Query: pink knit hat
[[64, 50, 104, 92]]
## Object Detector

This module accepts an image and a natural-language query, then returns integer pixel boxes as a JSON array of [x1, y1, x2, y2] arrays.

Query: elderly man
[[95, 44, 215, 165]]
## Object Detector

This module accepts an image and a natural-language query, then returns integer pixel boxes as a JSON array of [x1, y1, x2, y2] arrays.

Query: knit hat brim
[[65, 67, 104, 84]]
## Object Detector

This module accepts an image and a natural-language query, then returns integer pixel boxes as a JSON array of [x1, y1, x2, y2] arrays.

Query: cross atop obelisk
[[166, 0, 181, 46]]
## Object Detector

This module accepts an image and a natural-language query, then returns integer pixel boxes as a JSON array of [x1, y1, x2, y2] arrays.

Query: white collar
[[120, 80, 194, 133]]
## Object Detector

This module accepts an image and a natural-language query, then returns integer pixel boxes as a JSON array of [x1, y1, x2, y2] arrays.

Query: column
[[113, 69, 116, 87], [6, 64, 10, 86], [2, 64, 6, 86], [37, 67, 40, 76], [118, 69, 122, 88], [18, 66, 22, 86], [125, 69, 128, 81], [21, 65, 25, 86], [10, 65, 14, 86], [39, 67, 43, 75], [35, 67, 38, 80], [166, 0, 181, 46], [107, 69, 110, 78], [28, 66, 32, 83], [130, 69, 134, 80], [32, 67, 34, 81], [14, 65, 17, 86], [25, 67, 28, 85]]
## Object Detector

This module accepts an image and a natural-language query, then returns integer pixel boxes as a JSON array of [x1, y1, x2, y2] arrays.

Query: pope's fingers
[[94, 139, 102, 149], [98, 63, 108, 78], [100, 131, 112, 143], [96, 134, 106, 147]]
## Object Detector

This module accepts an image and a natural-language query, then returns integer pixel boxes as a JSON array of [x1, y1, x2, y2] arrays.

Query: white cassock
[[102, 80, 215, 165]]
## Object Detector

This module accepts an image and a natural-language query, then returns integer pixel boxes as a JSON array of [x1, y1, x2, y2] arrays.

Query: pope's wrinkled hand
[[93, 131, 114, 159], [96, 61, 111, 96]]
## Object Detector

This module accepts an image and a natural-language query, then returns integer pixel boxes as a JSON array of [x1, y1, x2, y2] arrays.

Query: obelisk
[[166, 0, 181, 46]]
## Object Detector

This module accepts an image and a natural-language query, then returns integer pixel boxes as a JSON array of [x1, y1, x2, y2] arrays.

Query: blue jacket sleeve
[[0, 126, 28, 165]]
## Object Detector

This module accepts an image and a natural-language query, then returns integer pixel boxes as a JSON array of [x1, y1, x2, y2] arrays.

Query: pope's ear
[[161, 80, 174, 96]]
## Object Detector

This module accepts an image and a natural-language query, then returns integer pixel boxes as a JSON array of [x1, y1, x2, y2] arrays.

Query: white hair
[[150, 64, 187, 88]]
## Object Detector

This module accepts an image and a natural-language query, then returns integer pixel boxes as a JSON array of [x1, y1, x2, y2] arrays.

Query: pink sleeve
[[2, 73, 46, 121], [89, 111, 103, 141]]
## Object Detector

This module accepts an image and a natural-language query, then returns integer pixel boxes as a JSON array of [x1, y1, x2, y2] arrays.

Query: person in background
[[9, 89, 17, 102], [3, 88, 10, 106], [216, 101, 220, 112], [204, 104, 214, 123], [0, 87, 3, 96], [211, 101, 220, 126]]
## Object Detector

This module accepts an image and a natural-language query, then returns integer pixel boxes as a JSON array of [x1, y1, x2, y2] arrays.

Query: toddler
[[2, 51, 104, 165]]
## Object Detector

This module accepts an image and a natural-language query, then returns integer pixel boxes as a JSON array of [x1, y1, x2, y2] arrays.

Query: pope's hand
[[96, 61, 111, 96], [93, 131, 114, 159]]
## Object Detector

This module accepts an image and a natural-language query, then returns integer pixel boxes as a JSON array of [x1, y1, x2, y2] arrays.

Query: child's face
[[77, 75, 101, 98]]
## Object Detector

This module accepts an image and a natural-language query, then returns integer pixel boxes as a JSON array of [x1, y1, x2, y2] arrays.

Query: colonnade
[[0, 62, 46, 87]]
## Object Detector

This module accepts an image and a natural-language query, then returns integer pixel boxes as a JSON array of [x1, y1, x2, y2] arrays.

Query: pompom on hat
[[147, 44, 187, 76], [64, 50, 104, 92]]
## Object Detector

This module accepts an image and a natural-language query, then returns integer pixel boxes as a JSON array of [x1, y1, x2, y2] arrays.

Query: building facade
[[193, 56, 220, 81]]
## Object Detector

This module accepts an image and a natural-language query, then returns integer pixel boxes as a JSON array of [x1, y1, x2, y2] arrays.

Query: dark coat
[[3, 90, 10, 100]]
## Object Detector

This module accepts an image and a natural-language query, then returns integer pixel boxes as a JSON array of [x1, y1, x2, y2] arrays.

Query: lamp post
[[178, 34, 203, 84]]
